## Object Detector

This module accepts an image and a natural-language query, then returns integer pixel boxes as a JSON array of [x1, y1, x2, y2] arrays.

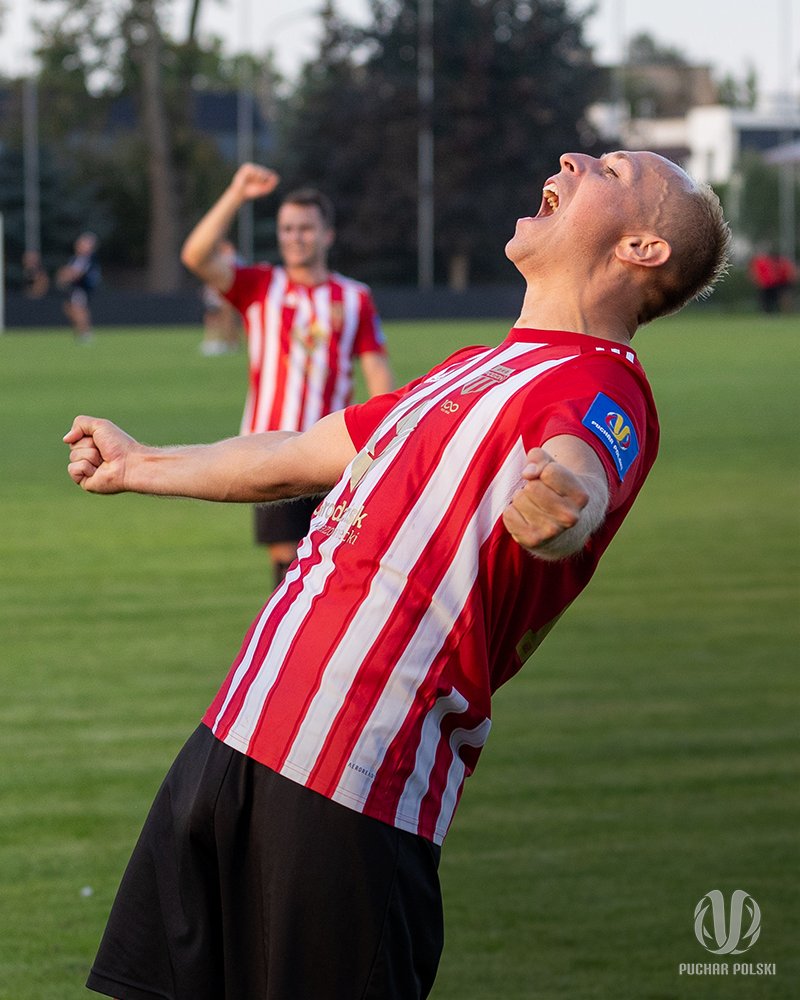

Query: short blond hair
[[638, 183, 731, 325]]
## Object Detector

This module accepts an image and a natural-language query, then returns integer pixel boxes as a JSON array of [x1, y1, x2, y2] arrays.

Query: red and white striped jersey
[[225, 264, 386, 433], [203, 328, 659, 844]]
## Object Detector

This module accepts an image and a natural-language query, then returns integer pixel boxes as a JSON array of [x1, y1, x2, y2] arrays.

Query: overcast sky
[[1, 0, 797, 102]]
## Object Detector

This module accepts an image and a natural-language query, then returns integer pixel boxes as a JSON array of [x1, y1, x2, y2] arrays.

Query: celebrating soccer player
[[67, 150, 730, 1000]]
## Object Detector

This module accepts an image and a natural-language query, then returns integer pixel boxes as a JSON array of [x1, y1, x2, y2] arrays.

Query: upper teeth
[[543, 184, 559, 211]]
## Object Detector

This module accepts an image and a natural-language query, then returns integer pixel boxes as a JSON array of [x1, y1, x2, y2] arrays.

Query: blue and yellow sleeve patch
[[581, 392, 639, 481]]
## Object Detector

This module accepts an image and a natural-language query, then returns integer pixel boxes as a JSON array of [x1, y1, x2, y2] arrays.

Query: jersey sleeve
[[352, 288, 387, 356], [523, 354, 658, 511], [343, 382, 418, 450], [223, 264, 273, 312]]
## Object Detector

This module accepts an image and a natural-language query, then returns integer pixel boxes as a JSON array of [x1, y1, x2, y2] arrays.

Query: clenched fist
[[64, 416, 139, 493]]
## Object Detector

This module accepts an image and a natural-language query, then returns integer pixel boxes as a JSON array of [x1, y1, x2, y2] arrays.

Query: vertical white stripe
[[280, 288, 311, 431], [299, 285, 331, 428], [248, 302, 264, 371], [329, 281, 360, 413], [253, 269, 289, 432], [240, 301, 264, 434]]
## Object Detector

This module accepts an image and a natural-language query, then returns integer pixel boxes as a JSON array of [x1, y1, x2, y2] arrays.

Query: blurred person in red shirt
[[749, 249, 797, 313]]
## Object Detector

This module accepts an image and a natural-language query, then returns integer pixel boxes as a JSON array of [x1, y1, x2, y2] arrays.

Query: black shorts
[[87, 725, 443, 1000], [253, 496, 320, 545]]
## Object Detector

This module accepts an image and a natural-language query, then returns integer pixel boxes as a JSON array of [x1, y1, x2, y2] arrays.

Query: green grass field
[[1, 313, 797, 999]]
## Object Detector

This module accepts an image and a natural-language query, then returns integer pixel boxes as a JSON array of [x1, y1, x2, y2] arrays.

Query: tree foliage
[[733, 151, 800, 251], [3, 0, 603, 289], [10, 0, 244, 290], [0, 141, 97, 285], [716, 66, 758, 110], [626, 32, 688, 67], [280, 0, 602, 285]]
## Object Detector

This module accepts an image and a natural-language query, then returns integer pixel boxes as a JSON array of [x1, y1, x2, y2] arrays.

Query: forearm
[[361, 352, 394, 396], [180, 186, 243, 282], [123, 432, 331, 502], [66, 411, 355, 499]]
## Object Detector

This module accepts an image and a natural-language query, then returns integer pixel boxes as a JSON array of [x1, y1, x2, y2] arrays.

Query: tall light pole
[[417, 0, 434, 289], [22, 76, 41, 256]]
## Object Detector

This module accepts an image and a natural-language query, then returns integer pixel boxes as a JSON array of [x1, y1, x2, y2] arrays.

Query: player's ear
[[615, 234, 671, 268]]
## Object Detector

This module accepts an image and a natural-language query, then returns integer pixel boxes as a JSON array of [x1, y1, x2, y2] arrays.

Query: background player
[[67, 150, 730, 999], [56, 231, 100, 343], [199, 238, 243, 355], [181, 164, 393, 587], [748, 246, 797, 313]]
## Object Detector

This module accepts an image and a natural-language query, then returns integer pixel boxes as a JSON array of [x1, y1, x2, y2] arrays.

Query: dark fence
[[4, 284, 524, 329]]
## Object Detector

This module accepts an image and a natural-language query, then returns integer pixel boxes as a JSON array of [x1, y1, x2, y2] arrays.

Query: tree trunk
[[134, 0, 182, 292], [187, 0, 203, 43]]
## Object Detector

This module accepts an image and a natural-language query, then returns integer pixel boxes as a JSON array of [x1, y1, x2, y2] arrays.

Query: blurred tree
[[717, 65, 758, 109], [733, 151, 800, 251], [121, 0, 182, 290], [275, 3, 380, 269], [0, 143, 96, 286], [26, 0, 240, 290], [280, 0, 601, 287], [618, 31, 718, 119], [626, 32, 688, 67]]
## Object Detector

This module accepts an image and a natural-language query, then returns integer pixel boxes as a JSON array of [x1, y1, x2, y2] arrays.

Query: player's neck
[[515, 283, 636, 346], [285, 262, 330, 287]]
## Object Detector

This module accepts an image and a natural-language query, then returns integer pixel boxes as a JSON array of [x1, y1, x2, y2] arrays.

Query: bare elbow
[[180, 243, 201, 274]]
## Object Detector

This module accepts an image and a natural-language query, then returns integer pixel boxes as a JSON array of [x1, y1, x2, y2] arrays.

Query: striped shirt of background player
[[229, 265, 385, 434]]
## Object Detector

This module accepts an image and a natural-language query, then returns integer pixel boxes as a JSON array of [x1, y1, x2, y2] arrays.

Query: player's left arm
[[64, 410, 357, 502], [359, 350, 394, 397], [502, 434, 609, 561]]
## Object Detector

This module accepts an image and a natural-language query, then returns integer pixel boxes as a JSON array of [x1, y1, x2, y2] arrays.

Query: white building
[[686, 106, 800, 184], [589, 101, 800, 184]]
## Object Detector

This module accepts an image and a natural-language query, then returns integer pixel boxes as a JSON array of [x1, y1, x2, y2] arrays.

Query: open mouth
[[538, 182, 560, 217]]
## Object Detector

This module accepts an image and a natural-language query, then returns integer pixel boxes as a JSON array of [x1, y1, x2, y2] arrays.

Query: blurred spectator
[[749, 249, 797, 313], [199, 240, 243, 355], [56, 232, 101, 342], [21, 250, 50, 299]]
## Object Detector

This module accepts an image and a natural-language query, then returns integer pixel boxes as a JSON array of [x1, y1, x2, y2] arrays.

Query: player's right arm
[[64, 411, 356, 503], [180, 163, 281, 291]]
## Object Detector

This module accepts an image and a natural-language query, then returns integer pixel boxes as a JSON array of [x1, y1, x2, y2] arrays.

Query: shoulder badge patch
[[581, 392, 639, 481]]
